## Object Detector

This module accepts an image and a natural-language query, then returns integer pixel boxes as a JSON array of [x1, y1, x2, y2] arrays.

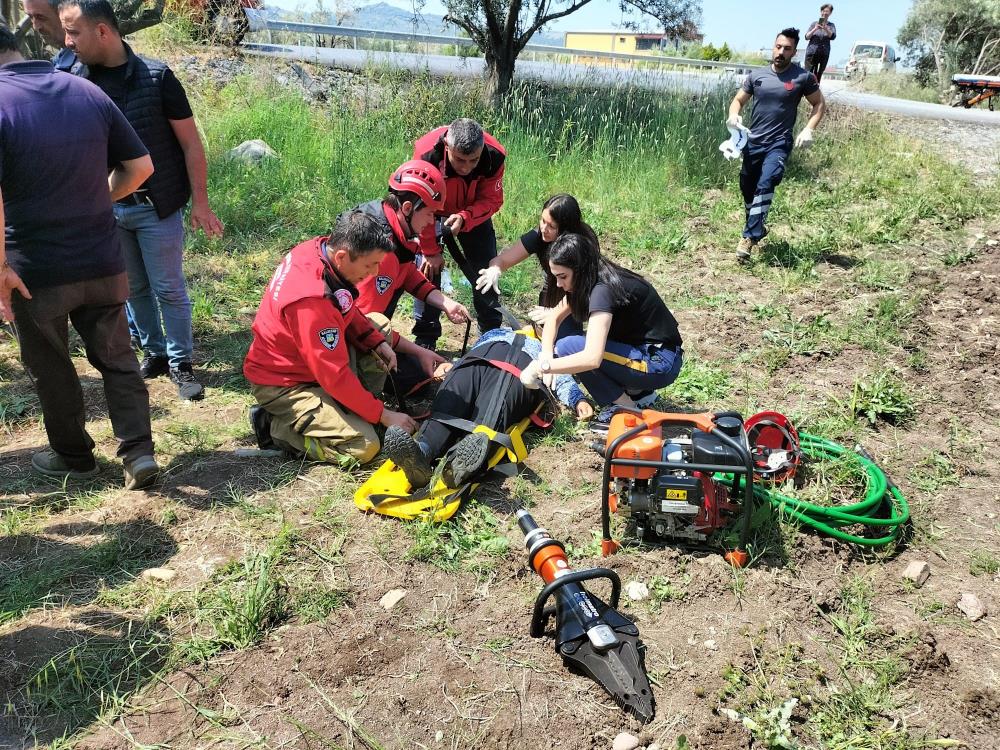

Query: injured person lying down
[[383, 328, 594, 489]]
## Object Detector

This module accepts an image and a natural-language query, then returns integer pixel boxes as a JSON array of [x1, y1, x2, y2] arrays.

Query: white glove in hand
[[527, 306, 551, 325], [795, 127, 815, 149], [475, 265, 502, 294], [726, 114, 750, 133], [519, 360, 543, 389]]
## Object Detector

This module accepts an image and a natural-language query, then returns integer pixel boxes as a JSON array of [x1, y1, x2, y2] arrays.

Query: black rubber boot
[[441, 433, 490, 488], [384, 426, 433, 488], [249, 406, 276, 450]]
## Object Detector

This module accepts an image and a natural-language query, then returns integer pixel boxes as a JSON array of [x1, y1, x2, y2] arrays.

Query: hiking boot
[[442, 432, 490, 488], [124, 455, 159, 490], [736, 237, 756, 263], [384, 425, 433, 488], [31, 449, 100, 480], [140, 354, 169, 379], [170, 362, 205, 401], [249, 406, 276, 450]]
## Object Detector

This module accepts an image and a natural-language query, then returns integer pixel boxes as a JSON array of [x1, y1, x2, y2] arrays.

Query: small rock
[[227, 139, 278, 164], [704, 639, 719, 651], [435, 729, 444, 742], [957, 592, 986, 621], [902, 560, 930, 588], [986, 239, 998, 247], [612, 732, 641, 750], [624, 581, 649, 601], [379, 588, 407, 610], [141, 567, 176, 583], [648, 744, 661, 750]]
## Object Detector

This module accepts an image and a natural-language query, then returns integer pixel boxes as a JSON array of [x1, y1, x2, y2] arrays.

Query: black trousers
[[418, 341, 535, 458], [412, 219, 503, 345], [804, 51, 829, 82], [10, 273, 154, 467]]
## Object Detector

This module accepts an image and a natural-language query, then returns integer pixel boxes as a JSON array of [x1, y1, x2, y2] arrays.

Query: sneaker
[[249, 406, 275, 450], [140, 354, 169, 379], [130, 335, 142, 352], [31, 449, 100, 480], [170, 362, 205, 401], [383, 425, 433, 488], [124, 454, 159, 490], [441, 432, 490, 488], [628, 390, 659, 409]]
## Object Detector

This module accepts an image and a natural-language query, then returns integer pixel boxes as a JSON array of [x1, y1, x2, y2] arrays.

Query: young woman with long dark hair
[[475, 194, 598, 315], [521, 233, 683, 417]]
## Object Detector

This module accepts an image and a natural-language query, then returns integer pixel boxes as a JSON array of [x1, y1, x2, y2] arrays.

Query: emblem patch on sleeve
[[334, 288, 354, 313], [318, 327, 340, 350], [375, 275, 393, 295]]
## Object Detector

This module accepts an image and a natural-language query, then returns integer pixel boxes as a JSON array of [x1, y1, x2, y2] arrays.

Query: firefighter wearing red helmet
[[243, 211, 418, 464], [351, 160, 471, 392], [411, 118, 506, 350]]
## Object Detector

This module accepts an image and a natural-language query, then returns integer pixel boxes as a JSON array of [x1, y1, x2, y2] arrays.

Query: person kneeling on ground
[[383, 328, 593, 489], [532, 232, 684, 427], [243, 211, 417, 464]]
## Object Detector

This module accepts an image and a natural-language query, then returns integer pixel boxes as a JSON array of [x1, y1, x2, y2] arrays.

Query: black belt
[[116, 191, 154, 207]]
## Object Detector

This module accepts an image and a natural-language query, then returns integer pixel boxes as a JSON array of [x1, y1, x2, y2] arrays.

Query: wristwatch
[[540, 359, 551, 373]]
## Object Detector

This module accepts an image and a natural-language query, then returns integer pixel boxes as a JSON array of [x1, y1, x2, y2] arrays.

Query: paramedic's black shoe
[[384, 426, 433, 488], [250, 406, 276, 451], [140, 354, 169, 379], [170, 362, 205, 401], [442, 433, 490, 488]]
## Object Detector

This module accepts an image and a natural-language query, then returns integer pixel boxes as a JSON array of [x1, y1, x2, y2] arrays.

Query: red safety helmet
[[744, 411, 802, 483], [389, 159, 446, 213]]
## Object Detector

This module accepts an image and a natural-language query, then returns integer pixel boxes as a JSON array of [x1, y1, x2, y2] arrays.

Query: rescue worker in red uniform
[[243, 211, 417, 464], [352, 160, 471, 392], [411, 118, 505, 350]]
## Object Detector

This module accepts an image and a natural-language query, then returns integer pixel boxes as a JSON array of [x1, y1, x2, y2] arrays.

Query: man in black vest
[[60, 0, 224, 401]]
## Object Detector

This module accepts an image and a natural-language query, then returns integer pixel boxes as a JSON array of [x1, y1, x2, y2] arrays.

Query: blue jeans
[[554, 336, 683, 406], [740, 142, 791, 241], [114, 204, 194, 367]]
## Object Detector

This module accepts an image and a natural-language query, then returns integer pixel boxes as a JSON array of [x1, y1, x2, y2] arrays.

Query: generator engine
[[604, 413, 747, 544]]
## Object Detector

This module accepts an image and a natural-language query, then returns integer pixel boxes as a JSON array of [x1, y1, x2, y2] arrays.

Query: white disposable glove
[[527, 306, 551, 325], [475, 265, 502, 295], [726, 114, 751, 133], [794, 127, 815, 149], [519, 360, 543, 389]]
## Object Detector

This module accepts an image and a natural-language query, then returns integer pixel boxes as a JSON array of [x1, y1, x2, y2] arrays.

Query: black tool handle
[[530, 568, 621, 638]]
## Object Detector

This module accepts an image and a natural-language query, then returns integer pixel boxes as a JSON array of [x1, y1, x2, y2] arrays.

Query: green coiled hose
[[723, 432, 911, 547]]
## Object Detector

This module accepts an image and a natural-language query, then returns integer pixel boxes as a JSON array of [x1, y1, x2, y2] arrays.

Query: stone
[[434, 730, 444, 742], [141, 567, 176, 583], [379, 588, 407, 610], [704, 639, 719, 650], [902, 560, 930, 588], [624, 581, 649, 601], [227, 139, 278, 164], [957, 592, 986, 621], [611, 732, 641, 750]]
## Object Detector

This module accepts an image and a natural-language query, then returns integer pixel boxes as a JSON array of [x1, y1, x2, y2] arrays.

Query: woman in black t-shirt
[[523, 233, 683, 416], [475, 194, 598, 318]]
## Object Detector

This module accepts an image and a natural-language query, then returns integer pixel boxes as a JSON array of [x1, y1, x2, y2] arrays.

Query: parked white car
[[845, 40, 898, 79]]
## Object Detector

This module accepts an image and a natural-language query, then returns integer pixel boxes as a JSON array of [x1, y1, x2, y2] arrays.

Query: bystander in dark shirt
[[88, 64, 193, 119], [0, 61, 147, 288]]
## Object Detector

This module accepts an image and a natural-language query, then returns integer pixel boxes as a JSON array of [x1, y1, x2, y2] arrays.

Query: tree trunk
[[1, 0, 19, 27], [484, 45, 517, 105]]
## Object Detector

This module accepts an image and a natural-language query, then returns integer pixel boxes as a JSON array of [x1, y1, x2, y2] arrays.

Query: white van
[[845, 40, 898, 79]]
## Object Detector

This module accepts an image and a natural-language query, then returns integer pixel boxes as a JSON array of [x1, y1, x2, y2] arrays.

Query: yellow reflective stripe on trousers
[[602, 350, 649, 372]]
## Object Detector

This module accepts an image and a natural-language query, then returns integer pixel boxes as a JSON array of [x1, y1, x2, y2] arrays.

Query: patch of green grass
[[661, 357, 732, 406], [835, 369, 915, 427], [648, 574, 687, 607], [969, 550, 1000, 577], [908, 451, 961, 493], [405, 503, 509, 575]]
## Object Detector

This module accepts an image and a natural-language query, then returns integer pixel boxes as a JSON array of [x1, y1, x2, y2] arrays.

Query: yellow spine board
[[354, 414, 533, 522]]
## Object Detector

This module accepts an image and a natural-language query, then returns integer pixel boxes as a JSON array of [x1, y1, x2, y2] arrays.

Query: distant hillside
[[273, 1, 564, 46]]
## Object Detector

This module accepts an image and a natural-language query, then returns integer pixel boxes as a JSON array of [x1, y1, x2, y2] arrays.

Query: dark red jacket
[[351, 200, 437, 316], [243, 237, 387, 424], [413, 125, 506, 255]]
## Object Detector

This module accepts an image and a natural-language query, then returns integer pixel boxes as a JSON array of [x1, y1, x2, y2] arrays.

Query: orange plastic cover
[[607, 413, 662, 479]]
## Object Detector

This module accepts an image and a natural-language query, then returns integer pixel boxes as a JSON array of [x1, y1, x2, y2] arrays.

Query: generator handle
[[709, 428, 755, 562], [601, 419, 650, 547]]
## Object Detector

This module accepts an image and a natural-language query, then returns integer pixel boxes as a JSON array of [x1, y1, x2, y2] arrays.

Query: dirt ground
[[2, 64, 999, 750]]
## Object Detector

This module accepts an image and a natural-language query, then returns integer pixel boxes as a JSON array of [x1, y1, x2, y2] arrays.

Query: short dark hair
[[58, 0, 120, 31], [329, 210, 393, 260], [820, 4, 833, 11], [0, 25, 18, 54], [777, 27, 800, 46]]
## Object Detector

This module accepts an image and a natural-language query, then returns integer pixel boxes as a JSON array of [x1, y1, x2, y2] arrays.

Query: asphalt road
[[242, 42, 1000, 125]]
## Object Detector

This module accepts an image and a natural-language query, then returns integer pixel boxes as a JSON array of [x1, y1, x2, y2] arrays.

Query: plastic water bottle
[[441, 268, 454, 294]]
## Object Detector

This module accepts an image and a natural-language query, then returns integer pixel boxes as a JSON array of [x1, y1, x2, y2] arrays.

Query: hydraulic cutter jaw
[[554, 596, 656, 724]]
